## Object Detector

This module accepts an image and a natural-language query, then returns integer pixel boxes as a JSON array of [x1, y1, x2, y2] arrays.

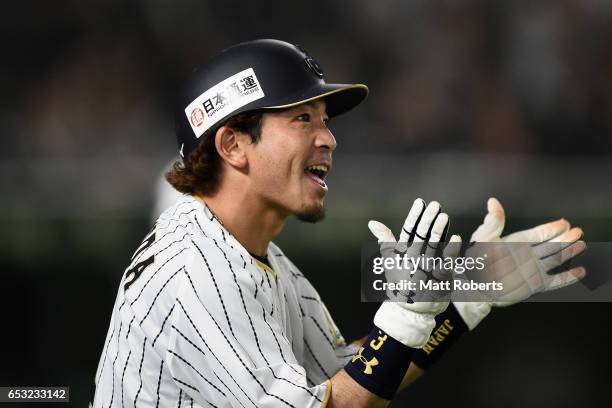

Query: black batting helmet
[[175, 39, 368, 158]]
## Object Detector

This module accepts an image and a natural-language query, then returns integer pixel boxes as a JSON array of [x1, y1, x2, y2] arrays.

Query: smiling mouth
[[304, 164, 329, 189]]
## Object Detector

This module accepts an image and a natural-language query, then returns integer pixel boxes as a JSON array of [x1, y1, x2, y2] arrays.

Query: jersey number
[[124, 231, 156, 291]]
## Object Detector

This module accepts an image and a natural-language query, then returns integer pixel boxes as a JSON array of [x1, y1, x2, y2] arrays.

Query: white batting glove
[[369, 199, 462, 348], [454, 198, 587, 330]]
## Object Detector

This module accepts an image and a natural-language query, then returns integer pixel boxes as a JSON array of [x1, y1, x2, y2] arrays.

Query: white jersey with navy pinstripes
[[92, 195, 358, 407]]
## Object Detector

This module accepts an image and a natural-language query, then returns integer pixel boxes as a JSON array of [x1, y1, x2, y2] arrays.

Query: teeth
[[306, 165, 328, 173]]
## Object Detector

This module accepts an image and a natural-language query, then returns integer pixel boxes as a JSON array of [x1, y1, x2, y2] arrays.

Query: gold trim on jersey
[[192, 195, 278, 281], [254, 258, 278, 280], [192, 194, 205, 205], [321, 379, 332, 407], [192, 195, 225, 226]]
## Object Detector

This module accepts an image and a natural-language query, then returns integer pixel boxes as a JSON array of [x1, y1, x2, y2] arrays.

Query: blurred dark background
[[1, 0, 611, 406]]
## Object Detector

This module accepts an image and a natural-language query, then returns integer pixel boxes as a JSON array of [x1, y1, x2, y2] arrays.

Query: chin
[[294, 203, 326, 223]]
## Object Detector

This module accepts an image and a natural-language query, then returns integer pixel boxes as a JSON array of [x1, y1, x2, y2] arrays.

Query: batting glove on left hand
[[454, 198, 586, 330]]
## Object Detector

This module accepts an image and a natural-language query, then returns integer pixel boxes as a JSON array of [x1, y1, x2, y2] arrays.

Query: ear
[[214, 125, 249, 169]]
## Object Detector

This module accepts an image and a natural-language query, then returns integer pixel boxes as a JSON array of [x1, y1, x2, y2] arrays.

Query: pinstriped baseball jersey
[[92, 195, 359, 407]]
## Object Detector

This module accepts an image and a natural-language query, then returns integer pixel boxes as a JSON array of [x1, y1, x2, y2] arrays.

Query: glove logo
[[352, 347, 379, 375]]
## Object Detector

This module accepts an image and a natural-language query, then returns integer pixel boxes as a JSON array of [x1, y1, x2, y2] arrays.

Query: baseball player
[[92, 39, 586, 407]]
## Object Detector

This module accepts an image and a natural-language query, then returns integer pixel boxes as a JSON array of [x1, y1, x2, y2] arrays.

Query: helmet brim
[[262, 83, 369, 118]]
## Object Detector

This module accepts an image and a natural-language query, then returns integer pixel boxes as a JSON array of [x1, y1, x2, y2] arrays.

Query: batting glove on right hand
[[369, 199, 462, 348]]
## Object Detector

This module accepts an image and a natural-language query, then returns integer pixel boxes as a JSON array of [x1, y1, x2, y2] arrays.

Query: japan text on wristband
[[344, 327, 415, 400], [410, 303, 468, 370]]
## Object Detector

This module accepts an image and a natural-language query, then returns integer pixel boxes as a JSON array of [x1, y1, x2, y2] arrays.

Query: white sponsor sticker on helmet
[[184, 67, 265, 138]]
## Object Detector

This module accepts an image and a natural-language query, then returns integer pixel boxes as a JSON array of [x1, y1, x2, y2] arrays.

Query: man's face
[[246, 99, 335, 222]]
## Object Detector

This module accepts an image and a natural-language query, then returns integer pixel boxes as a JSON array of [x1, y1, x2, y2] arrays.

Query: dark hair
[[165, 111, 263, 195]]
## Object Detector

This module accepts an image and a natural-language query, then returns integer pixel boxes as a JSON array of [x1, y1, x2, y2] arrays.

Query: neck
[[195, 188, 287, 257]]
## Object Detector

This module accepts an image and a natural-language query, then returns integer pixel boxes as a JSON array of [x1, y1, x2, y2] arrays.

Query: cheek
[[254, 143, 301, 182], [249, 123, 307, 191], [251, 147, 293, 186]]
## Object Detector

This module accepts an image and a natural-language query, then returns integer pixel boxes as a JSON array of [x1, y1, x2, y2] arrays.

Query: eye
[[296, 113, 310, 122]]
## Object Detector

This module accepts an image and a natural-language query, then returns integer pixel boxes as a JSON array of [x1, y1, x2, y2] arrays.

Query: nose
[[314, 124, 337, 151]]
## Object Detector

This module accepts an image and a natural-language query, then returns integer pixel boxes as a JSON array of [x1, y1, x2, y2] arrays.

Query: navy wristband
[[344, 327, 415, 400], [410, 304, 468, 370]]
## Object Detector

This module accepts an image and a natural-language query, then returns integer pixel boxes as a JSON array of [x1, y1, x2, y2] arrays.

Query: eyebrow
[[296, 100, 328, 115], [300, 101, 317, 109]]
